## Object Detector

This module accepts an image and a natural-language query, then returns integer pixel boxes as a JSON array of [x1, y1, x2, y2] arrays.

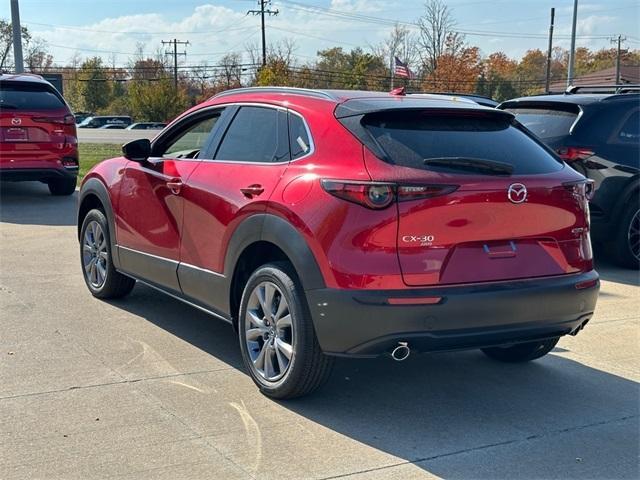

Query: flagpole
[[390, 54, 394, 90]]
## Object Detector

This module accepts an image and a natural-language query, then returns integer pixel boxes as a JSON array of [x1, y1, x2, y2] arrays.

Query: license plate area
[[3, 127, 29, 142]]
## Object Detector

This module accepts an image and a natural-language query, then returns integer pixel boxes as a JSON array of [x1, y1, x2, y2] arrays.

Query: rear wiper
[[424, 157, 514, 176]]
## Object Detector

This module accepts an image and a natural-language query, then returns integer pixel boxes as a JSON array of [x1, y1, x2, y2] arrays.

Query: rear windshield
[[362, 111, 563, 175], [0, 82, 65, 111], [505, 107, 579, 140]]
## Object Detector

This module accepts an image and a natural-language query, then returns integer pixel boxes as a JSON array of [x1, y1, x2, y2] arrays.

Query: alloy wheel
[[244, 281, 294, 382], [82, 221, 108, 289], [628, 209, 640, 261]]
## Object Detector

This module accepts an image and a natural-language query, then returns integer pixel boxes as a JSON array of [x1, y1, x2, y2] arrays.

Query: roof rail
[[212, 86, 334, 101], [566, 84, 640, 94]]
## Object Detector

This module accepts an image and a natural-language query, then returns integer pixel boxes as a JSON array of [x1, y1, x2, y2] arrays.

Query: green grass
[[79, 143, 122, 179]]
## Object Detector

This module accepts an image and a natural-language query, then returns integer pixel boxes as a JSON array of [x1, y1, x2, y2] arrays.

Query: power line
[[162, 39, 189, 89], [247, 0, 279, 67]]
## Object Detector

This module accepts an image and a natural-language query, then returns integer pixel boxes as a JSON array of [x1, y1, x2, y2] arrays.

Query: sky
[[2, 0, 639, 68]]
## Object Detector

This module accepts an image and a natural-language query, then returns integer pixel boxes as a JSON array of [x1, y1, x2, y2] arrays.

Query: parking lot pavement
[[77, 129, 158, 144], [1, 181, 639, 480]]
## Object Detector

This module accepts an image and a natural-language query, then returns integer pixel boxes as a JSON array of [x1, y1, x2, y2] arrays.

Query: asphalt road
[[1, 181, 639, 480], [77, 128, 159, 144]]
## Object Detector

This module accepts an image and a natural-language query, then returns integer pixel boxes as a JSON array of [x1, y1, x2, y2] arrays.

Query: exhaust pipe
[[390, 342, 410, 361]]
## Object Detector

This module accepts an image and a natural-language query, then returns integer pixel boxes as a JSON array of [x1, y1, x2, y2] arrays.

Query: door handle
[[240, 184, 264, 198], [166, 179, 183, 195]]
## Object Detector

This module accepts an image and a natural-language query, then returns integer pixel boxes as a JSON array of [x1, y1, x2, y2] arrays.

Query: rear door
[[0, 80, 73, 169], [358, 109, 590, 286], [178, 105, 291, 309]]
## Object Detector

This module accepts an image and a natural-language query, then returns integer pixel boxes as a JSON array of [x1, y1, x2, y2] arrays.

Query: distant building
[[550, 65, 640, 92]]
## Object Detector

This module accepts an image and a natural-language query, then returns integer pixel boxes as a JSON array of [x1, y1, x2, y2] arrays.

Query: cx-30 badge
[[508, 183, 527, 204], [11, 117, 21, 126]]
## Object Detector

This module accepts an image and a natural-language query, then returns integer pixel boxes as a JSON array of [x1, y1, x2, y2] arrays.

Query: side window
[[615, 109, 639, 144], [162, 113, 221, 159], [215, 106, 289, 163], [289, 112, 312, 159]]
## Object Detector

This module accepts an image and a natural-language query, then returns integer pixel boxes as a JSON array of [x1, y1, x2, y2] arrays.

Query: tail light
[[564, 179, 595, 200], [321, 180, 458, 210], [33, 114, 76, 125], [556, 146, 594, 162]]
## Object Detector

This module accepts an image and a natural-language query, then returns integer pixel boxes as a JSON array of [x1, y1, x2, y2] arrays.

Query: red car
[[0, 74, 78, 195], [77, 87, 599, 398]]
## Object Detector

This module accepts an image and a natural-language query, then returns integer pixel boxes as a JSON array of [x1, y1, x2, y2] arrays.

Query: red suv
[[0, 74, 78, 195], [77, 87, 599, 398]]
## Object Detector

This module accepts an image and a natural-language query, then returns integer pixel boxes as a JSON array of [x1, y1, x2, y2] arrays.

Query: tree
[[516, 49, 547, 95], [478, 52, 518, 100], [128, 58, 187, 121], [25, 37, 53, 73], [78, 57, 112, 112], [314, 47, 386, 90], [417, 0, 461, 74], [0, 19, 31, 71], [425, 37, 481, 93]]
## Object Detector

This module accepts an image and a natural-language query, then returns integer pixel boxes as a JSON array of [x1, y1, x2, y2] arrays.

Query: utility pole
[[247, 0, 279, 67], [567, 0, 578, 88], [162, 39, 189, 89], [10, 0, 24, 73], [611, 35, 627, 84], [545, 8, 555, 93]]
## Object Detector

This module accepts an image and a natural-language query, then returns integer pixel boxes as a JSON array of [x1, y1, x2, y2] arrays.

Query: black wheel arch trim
[[223, 213, 326, 307], [611, 177, 640, 227], [77, 178, 121, 269]]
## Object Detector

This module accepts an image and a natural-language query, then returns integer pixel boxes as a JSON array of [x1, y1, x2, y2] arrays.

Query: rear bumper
[[0, 167, 77, 182], [306, 270, 599, 356]]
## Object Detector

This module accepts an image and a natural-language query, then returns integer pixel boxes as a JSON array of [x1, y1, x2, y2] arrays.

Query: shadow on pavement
[[594, 256, 639, 287], [0, 181, 77, 226], [110, 283, 639, 479]]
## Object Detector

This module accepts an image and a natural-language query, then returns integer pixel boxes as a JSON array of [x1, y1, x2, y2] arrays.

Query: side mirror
[[122, 139, 151, 162]]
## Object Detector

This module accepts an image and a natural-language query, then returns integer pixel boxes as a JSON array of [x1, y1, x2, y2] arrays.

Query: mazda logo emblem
[[508, 183, 527, 204], [11, 117, 21, 126]]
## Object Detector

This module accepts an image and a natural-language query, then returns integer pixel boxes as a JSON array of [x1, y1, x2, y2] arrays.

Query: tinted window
[[363, 111, 563, 175], [506, 107, 579, 140], [289, 112, 312, 159], [615, 109, 639, 144], [216, 106, 289, 163], [0, 82, 65, 110], [163, 114, 220, 159]]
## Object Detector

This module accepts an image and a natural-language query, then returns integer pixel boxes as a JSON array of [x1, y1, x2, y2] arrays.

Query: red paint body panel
[[82, 89, 595, 295]]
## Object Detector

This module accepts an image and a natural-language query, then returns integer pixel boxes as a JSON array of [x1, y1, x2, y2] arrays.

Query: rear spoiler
[[334, 97, 513, 119]]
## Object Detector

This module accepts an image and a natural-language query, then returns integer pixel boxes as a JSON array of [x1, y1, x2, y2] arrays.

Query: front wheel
[[481, 338, 559, 363], [80, 209, 136, 299], [238, 263, 334, 399]]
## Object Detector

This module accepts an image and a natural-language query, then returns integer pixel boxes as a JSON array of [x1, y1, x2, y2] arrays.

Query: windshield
[[0, 82, 65, 111]]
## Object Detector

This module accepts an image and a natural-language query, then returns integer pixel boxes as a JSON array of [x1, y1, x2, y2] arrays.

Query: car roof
[[0, 73, 49, 84], [210, 86, 498, 117], [500, 92, 639, 107]]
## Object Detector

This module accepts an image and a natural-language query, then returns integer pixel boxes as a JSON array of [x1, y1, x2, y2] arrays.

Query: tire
[[238, 262, 334, 399], [80, 209, 135, 299], [48, 176, 77, 196], [481, 337, 560, 363], [610, 204, 640, 269]]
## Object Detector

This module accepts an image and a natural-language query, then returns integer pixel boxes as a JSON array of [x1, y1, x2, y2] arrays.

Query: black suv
[[499, 86, 640, 269]]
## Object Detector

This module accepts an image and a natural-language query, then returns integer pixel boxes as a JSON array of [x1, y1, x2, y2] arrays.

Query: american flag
[[394, 57, 414, 79]]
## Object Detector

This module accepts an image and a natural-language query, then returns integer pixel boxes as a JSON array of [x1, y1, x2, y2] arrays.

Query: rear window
[[0, 82, 65, 111], [505, 107, 579, 140], [362, 111, 563, 175]]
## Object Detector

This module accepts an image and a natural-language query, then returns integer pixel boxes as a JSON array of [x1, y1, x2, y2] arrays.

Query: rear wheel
[[80, 209, 135, 299], [481, 338, 559, 363], [611, 204, 640, 269], [238, 262, 334, 399], [48, 176, 77, 196]]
